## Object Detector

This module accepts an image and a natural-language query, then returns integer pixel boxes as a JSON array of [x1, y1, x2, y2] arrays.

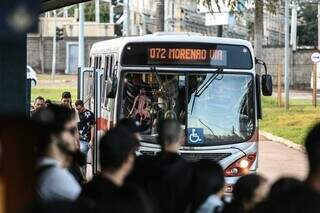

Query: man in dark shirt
[[77, 126, 139, 210], [128, 119, 193, 213], [75, 100, 95, 156]]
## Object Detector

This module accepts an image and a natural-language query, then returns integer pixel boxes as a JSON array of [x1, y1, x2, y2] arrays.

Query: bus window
[[105, 56, 110, 80], [120, 73, 186, 137], [98, 56, 102, 69], [109, 55, 114, 78], [101, 57, 105, 71], [119, 71, 255, 146], [94, 57, 99, 69]]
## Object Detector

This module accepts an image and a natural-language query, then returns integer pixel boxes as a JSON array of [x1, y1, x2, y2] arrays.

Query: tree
[[84, 2, 109, 22], [154, 0, 165, 32], [297, 4, 317, 48], [201, 0, 279, 74]]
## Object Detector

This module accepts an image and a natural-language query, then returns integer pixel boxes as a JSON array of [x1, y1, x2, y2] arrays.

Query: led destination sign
[[121, 42, 253, 69], [148, 48, 227, 66]]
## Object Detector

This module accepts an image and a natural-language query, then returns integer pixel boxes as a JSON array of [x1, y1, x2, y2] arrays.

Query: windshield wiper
[[198, 119, 215, 135], [190, 68, 223, 114]]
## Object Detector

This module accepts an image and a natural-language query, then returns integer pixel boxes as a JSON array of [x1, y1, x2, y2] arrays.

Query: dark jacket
[[128, 151, 193, 213], [77, 175, 119, 211]]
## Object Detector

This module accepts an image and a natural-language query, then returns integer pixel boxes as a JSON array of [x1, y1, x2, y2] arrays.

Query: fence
[[268, 63, 318, 107]]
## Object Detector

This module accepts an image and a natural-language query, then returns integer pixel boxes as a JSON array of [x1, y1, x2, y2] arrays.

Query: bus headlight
[[239, 159, 250, 169], [225, 153, 257, 177]]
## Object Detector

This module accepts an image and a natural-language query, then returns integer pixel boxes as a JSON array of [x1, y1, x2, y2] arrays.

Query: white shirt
[[37, 157, 81, 203], [197, 195, 224, 213]]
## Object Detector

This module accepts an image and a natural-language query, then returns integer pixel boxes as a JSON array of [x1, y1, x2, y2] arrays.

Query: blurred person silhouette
[[221, 174, 267, 213], [268, 177, 302, 200], [253, 177, 302, 213], [32, 104, 81, 203], [60, 92, 86, 185], [250, 124, 320, 213], [31, 96, 45, 116], [189, 160, 225, 213], [128, 118, 193, 213], [253, 177, 320, 213], [305, 123, 320, 192], [117, 117, 145, 141], [95, 185, 153, 213], [61, 91, 80, 123], [78, 126, 139, 210], [61, 91, 73, 108], [45, 99, 52, 107]]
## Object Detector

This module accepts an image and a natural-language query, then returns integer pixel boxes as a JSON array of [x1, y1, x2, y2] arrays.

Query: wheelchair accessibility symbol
[[187, 128, 204, 144]]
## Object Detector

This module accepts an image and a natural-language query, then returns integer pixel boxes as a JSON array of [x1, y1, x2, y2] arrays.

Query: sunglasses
[[65, 127, 77, 135]]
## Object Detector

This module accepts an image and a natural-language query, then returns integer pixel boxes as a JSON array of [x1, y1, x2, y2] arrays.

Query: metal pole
[[316, 3, 320, 101], [109, 2, 114, 24], [79, 3, 85, 69], [155, 0, 164, 32], [63, 7, 68, 18], [318, 3, 320, 50], [290, 2, 297, 51], [51, 10, 57, 79], [277, 65, 282, 106], [164, 0, 169, 32], [313, 64, 317, 108], [95, 0, 100, 23], [142, 1, 146, 35], [130, 0, 135, 35], [123, 0, 130, 36], [284, 0, 290, 110]]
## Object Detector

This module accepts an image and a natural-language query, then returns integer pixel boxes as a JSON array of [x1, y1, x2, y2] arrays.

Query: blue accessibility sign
[[187, 128, 204, 144]]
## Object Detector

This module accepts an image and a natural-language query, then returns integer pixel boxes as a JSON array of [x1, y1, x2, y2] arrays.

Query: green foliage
[[199, 0, 280, 15], [264, 0, 278, 14], [260, 97, 320, 145], [68, 6, 76, 17], [85, 2, 109, 22], [297, 4, 318, 48]]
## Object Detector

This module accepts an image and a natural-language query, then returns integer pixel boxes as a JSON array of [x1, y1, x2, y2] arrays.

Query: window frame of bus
[[117, 70, 257, 146], [120, 42, 253, 70]]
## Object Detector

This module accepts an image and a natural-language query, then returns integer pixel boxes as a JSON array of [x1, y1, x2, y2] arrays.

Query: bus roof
[[90, 33, 253, 56]]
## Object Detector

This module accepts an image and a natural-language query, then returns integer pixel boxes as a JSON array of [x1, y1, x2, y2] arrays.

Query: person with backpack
[[32, 105, 81, 203]]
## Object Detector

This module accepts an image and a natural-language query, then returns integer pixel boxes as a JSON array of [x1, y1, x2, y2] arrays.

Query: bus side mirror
[[107, 76, 117, 98], [255, 58, 272, 96], [262, 74, 273, 96]]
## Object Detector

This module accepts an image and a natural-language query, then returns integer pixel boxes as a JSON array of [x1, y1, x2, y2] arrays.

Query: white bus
[[79, 32, 272, 193]]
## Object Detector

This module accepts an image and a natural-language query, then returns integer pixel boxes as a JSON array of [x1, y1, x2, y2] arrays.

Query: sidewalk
[[275, 89, 319, 100]]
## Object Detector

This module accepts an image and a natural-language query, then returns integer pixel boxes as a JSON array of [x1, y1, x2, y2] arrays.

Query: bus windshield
[[119, 72, 255, 146]]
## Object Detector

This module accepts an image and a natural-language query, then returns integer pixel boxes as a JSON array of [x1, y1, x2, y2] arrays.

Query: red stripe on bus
[[96, 117, 108, 131]]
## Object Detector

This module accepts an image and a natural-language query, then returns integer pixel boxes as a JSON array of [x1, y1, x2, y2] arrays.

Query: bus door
[[78, 67, 104, 174], [78, 67, 94, 109]]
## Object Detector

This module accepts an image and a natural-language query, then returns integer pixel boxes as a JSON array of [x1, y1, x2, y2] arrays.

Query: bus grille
[[180, 152, 232, 162], [139, 151, 231, 162], [140, 150, 157, 156]]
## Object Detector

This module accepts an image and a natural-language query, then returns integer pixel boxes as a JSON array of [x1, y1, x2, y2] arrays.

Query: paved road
[[258, 139, 308, 184]]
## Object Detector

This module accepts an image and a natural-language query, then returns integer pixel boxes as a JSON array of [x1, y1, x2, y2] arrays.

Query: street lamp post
[[284, 0, 290, 110], [79, 3, 85, 69], [51, 10, 57, 79]]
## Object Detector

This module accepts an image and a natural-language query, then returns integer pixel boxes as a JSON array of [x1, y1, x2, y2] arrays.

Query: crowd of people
[[29, 92, 320, 213]]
